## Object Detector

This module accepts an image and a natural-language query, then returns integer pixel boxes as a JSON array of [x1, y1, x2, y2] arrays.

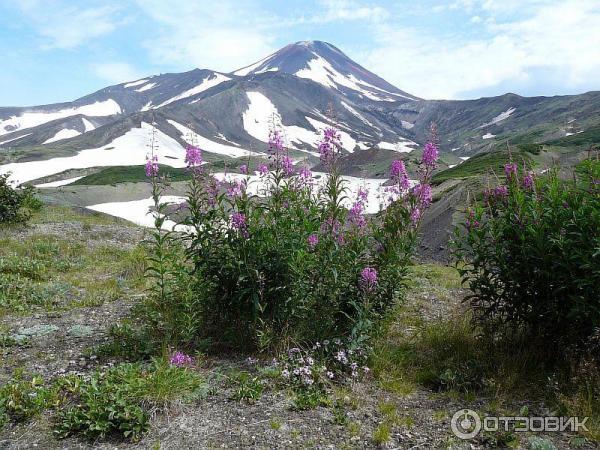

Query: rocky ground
[[0, 207, 595, 449]]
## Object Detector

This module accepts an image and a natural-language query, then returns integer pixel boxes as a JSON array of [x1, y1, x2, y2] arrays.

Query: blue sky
[[1, 0, 598, 106]]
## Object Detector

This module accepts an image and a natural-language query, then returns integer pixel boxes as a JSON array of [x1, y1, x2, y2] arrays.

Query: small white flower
[[327, 371, 334, 379]]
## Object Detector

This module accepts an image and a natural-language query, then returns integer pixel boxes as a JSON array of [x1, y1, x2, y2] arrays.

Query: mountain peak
[[232, 41, 419, 102]]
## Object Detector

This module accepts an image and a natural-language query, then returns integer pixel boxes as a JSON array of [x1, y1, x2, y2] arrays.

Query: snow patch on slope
[[242, 92, 319, 156], [35, 176, 85, 188], [0, 122, 186, 185], [340, 101, 376, 128], [377, 140, 417, 153], [0, 100, 122, 136], [167, 120, 264, 158], [135, 82, 157, 93], [295, 54, 400, 102], [479, 108, 516, 128], [159, 74, 231, 108], [0, 133, 32, 146], [82, 118, 95, 132], [482, 133, 495, 140], [87, 196, 186, 230], [242, 92, 357, 155], [233, 52, 277, 76], [43, 128, 82, 144], [123, 79, 149, 88]]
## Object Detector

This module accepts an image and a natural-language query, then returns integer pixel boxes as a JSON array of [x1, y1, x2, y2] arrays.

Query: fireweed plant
[[453, 158, 600, 357], [145, 121, 438, 353]]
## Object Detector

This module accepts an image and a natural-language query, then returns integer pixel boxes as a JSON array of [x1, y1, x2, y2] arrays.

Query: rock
[[16, 324, 59, 337]]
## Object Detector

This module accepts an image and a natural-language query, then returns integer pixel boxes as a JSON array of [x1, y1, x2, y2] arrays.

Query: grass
[[0, 206, 147, 317], [71, 157, 269, 186], [72, 165, 192, 186], [548, 124, 600, 148], [431, 149, 535, 185]]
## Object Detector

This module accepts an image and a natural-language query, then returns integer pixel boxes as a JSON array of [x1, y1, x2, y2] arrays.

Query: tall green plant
[[144, 119, 439, 352], [453, 158, 600, 354]]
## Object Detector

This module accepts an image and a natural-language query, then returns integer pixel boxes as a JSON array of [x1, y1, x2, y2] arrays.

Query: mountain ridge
[[0, 40, 598, 188]]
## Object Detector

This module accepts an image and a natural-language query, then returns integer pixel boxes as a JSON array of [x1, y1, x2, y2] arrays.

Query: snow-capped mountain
[[0, 40, 598, 187], [233, 41, 418, 102]]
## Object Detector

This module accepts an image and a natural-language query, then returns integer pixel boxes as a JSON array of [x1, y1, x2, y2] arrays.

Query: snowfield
[[377, 140, 417, 153], [0, 122, 186, 185], [159, 74, 231, 108], [482, 133, 495, 140], [340, 101, 377, 128], [135, 82, 157, 93], [294, 53, 407, 102], [43, 128, 82, 144], [123, 79, 149, 88], [87, 195, 187, 230], [479, 107, 516, 128], [0, 133, 32, 146], [0, 100, 122, 136], [243, 92, 359, 156], [167, 120, 265, 158], [214, 171, 405, 215], [35, 176, 85, 188], [82, 118, 95, 132]]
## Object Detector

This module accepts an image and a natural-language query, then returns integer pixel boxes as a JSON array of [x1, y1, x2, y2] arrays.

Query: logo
[[450, 409, 589, 439], [451, 409, 482, 439]]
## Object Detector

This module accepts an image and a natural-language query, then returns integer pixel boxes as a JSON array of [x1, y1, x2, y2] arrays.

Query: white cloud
[[361, 0, 600, 99], [311, 0, 389, 23], [15, 1, 122, 49], [91, 62, 144, 84], [134, 0, 276, 72]]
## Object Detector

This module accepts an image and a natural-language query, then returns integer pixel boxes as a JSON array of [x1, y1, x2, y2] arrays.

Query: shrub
[[453, 158, 600, 355], [143, 122, 438, 352], [0, 173, 41, 224]]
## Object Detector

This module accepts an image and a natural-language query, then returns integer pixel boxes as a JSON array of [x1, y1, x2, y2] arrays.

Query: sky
[[1, 0, 598, 106]]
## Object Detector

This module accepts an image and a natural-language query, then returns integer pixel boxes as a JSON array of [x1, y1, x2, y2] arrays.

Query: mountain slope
[[234, 41, 419, 102], [0, 40, 598, 190]]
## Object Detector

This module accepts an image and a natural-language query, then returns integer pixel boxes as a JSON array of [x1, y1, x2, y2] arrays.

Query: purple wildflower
[[390, 160, 410, 191], [231, 212, 246, 228], [523, 171, 534, 190], [307, 233, 319, 248], [410, 207, 421, 225], [504, 162, 518, 180], [422, 142, 439, 168], [281, 155, 295, 176], [494, 185, 509, 198], [268, 130, 284, 155], [227, 179, 245, 198], [299, 166, 312, 179], [170, 351, 193, 367], [358, 187, 369, 203], [240, 164, 248, 175], [145, 154, 159, 178], [185, 145, 202, 168], [258, 163, 269, 176], [317, 126, 342, 166], [360, 267, 378, 292], [413, 183, 433, 208]]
